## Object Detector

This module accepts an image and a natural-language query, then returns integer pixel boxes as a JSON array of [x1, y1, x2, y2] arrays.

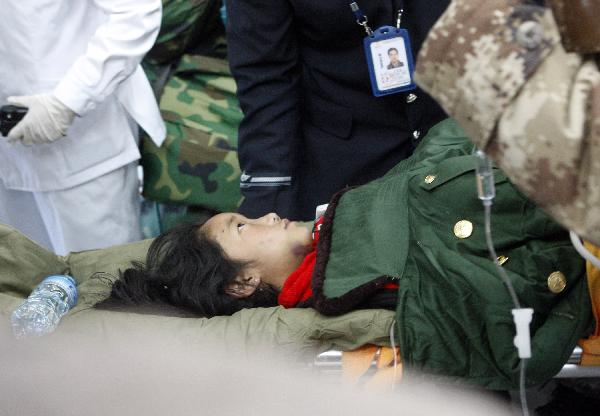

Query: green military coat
[[312, 119, 592, 389]]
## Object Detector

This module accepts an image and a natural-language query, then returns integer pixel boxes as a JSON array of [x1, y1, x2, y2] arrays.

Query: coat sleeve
[[52, 0, 162, 116], [414, 0, 558, 146], [414, 0, 600, 244], [224, 0, 301, 219]]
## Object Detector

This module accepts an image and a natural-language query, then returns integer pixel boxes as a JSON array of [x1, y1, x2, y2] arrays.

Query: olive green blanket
[[0, 224, 393, 358]]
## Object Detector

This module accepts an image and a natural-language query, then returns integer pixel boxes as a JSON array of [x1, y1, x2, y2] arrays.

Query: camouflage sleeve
[[414, 0, 559, 148], [415, 0, 600, 245], [491, 35, 600, 245]]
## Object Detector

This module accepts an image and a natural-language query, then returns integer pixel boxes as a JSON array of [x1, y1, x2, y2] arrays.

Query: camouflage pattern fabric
[[140, 198, 216, 239], [141, 54, 243, 213], [415, 0, 600, 245], [145, 0, 215, 65], [139, 0, 243, 215]]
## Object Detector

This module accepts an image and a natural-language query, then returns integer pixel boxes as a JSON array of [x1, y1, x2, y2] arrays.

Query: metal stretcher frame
[[556, 347, 600, 378], [314, 346, 600, 379]]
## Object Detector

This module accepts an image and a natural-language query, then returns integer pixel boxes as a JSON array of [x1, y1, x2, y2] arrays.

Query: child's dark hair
[[97, 222, 278, 317]]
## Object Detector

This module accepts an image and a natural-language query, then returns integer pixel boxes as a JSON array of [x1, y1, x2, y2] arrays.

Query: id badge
[[364, 26, 416, 96]]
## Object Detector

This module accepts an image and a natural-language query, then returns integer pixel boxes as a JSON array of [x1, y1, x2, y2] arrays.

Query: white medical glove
[[6, 94, 76, 146]]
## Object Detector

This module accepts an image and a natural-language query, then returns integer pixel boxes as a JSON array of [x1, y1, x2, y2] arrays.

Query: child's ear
[[224, 282, 255, 298], [224, 270, 261, 299]]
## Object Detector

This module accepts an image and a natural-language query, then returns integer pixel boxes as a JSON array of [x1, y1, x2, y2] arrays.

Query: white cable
[[570, 231, 600, 269], [484, 203, 521, 309], [519, 359, 530, 416], [484, 200, 530, 416], [476, 149, 529, 416], [389, 319, 398, 392]]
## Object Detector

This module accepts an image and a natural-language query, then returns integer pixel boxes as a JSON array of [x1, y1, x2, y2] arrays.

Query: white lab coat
[[0, 0, 166, 192]]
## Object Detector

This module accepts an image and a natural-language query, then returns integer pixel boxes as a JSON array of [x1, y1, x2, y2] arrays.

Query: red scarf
[[277, 250, 317, 308], [277, 217, 399, 308], [277, 217, 323, 308]]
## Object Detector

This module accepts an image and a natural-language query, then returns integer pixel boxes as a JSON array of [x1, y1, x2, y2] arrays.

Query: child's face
[[201, 212, 313, 292]]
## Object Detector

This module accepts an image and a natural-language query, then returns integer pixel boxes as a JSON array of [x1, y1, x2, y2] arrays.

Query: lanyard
[[349, 1, 404, 36]]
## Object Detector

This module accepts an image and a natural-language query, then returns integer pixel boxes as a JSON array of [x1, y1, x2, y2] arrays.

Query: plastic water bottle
[[10, 275, 78, 339]]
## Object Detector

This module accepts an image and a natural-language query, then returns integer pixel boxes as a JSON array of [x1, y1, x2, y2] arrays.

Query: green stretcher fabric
[[0, 224, 393, 358]]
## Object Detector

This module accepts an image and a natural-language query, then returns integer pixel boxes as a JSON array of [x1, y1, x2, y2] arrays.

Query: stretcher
[[314, 345, 600, 379], [1, 223, 598, 389]]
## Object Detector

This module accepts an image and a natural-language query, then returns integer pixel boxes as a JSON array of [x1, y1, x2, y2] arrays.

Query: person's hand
[[6, 94, 76, 146]]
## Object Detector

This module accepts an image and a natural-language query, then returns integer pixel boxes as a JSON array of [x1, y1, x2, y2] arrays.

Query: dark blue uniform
[[225, 0, 449, 220]]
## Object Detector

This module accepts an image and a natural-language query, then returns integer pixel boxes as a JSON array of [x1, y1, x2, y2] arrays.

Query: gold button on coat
[[547, 271, 567, 293], [496, 255, 509, 266], [454, 220, 473, 239], [424, 174, 436, 184]]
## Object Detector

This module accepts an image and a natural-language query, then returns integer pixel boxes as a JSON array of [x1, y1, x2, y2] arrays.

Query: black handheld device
[[0, 105, 28, 137]]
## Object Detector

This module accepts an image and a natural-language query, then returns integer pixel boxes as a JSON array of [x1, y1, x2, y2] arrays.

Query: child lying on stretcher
[[98, 119, 592, 389]]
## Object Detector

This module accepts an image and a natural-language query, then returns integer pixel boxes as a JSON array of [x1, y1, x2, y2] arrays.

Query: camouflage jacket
[[140, 0, 244, 212], [414, 0, 600, 245]]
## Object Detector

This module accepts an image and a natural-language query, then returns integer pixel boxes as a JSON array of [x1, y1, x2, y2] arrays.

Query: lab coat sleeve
[[224, 0, 301, 219], [53, 0, 162, 116]]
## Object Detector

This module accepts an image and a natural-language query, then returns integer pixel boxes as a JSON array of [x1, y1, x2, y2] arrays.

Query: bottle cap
[[42, 275, 78, 308]]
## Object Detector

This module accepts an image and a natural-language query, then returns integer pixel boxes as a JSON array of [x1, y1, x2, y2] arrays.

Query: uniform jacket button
[[454, 220, 473, 239], [497, 255, 509, 266], [406, 93, 417, 103], [424, 174, 436, 184], [547, 271, 567, 293]]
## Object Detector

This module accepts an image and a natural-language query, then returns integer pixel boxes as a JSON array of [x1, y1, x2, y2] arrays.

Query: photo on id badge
[[369, 36, 414, 95]]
